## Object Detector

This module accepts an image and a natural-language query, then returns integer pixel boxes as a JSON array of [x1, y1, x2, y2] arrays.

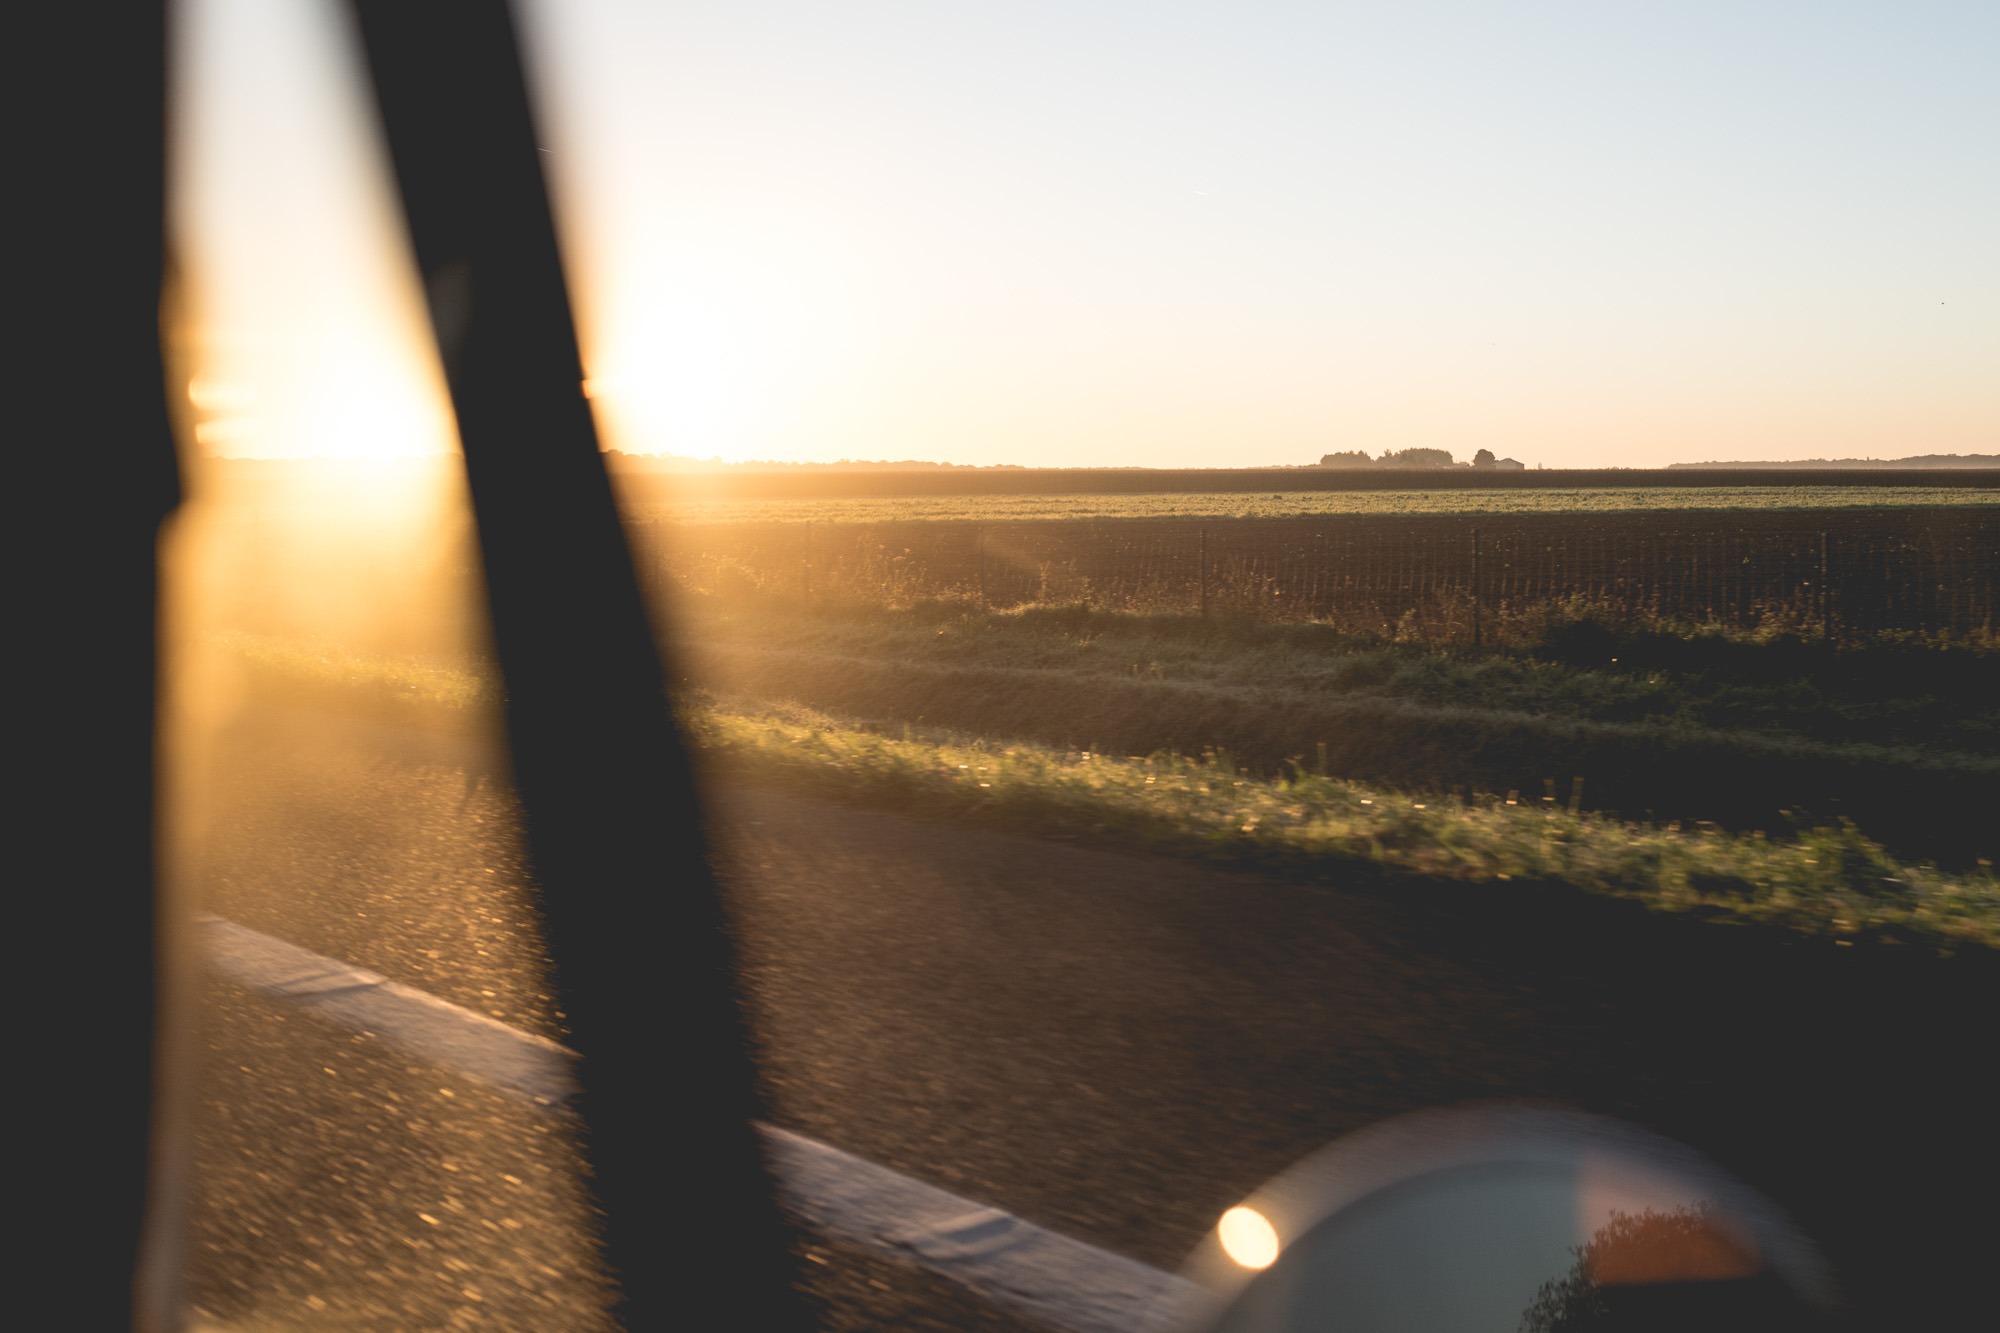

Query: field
[[636, 505, 1999, 642], [666, 595, 1997, 861], [625, 485, 2000, 525], [192, 477, 2000, 945]]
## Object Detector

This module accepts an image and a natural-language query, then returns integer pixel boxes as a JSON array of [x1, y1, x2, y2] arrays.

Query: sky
[[175, 0, 1998, 468]]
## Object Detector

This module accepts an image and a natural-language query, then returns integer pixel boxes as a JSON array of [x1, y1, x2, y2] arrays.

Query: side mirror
[[1173, 1105, 1840, 1332]]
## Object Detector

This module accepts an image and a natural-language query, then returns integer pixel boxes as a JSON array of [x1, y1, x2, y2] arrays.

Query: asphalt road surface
[[187, 702, 1997, 1329]]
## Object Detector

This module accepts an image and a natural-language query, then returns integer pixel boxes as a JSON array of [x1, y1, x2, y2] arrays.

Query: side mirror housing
[[1174, 1105, 1840, 1333]]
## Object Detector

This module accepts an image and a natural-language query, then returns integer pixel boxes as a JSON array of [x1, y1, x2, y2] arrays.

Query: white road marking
[[199, 915, 577, 1106], [197, 915, 1205, 1333], [766, 1126, 1200, 1333]]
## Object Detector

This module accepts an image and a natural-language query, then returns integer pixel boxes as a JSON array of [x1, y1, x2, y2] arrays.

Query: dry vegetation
[[666, 596, 1996, 864], [637, 506, 1999, 645], [624, 485, 2000, 526], [195, 481, 1998, 948], [213, 630, 1999, 952]]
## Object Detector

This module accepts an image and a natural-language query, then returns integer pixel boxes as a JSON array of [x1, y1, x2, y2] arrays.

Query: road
[[186, 702, 1997, 1329]]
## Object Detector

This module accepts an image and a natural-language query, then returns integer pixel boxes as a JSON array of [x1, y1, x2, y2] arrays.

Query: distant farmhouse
[[1318, 447, 1524, 470]]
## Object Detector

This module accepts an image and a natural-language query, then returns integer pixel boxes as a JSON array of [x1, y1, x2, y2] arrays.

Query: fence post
[[1470, 525, 1482, 650], [1199, 526, 1210, 617]]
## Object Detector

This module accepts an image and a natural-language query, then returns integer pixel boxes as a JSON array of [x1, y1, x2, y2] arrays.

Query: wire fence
[[636, 510, 2000, 641]]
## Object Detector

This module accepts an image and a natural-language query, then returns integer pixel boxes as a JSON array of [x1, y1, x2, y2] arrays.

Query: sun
[[181, 315, 458, 466], [567, 219, 864, 465], [582, 281, 789, 464]]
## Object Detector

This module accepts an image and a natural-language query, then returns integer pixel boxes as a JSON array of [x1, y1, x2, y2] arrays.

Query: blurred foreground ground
[[187, 703, 1996, 1329]]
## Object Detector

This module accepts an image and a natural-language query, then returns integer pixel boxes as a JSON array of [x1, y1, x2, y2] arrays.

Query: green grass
[[210, 631, 2000, 953], [219, 630, 498, 713], [674, 597, 1998, 759], [666, 597, 1996, 868], [629, 486, 2000, 526], [687, 697, 1999, 951]]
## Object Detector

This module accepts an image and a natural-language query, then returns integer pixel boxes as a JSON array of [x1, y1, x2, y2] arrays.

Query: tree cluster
[[1318, 447, 1498, 469]]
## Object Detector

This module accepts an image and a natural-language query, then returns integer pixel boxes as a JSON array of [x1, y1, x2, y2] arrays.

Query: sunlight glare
[[562, 211, 866, 464], [187, 378, 255, 411], [1218, 1205, 1281, 1270], [168, 0, 489, 756], [585, 278, 793, 463]]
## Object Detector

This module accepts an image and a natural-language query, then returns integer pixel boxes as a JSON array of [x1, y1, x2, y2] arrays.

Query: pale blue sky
[[177, 0, 1997, 466]]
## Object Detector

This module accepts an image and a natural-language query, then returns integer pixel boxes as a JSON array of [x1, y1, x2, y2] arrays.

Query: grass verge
[[669, 597, 1998, 864], [673, 596, 1999, 754], [210, 632, 2000, 953]]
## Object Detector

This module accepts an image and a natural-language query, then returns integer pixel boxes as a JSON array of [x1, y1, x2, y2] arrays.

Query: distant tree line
[[1665, 453, 1999, 469], [1318, 447, 1523, 470]]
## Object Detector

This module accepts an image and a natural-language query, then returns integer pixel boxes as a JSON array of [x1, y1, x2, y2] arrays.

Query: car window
[[163, 3, 1996, 1331]]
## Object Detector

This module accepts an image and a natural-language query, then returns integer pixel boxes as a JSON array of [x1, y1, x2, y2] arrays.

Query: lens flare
[[188, 378, 256, 411], [1218, 1205, 1280, 1270]]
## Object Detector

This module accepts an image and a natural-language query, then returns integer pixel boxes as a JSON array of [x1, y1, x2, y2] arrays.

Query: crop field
[[635, 506, 2000, 641], [192, 470, 2000, 945], [624, 485, 2000, 526]]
